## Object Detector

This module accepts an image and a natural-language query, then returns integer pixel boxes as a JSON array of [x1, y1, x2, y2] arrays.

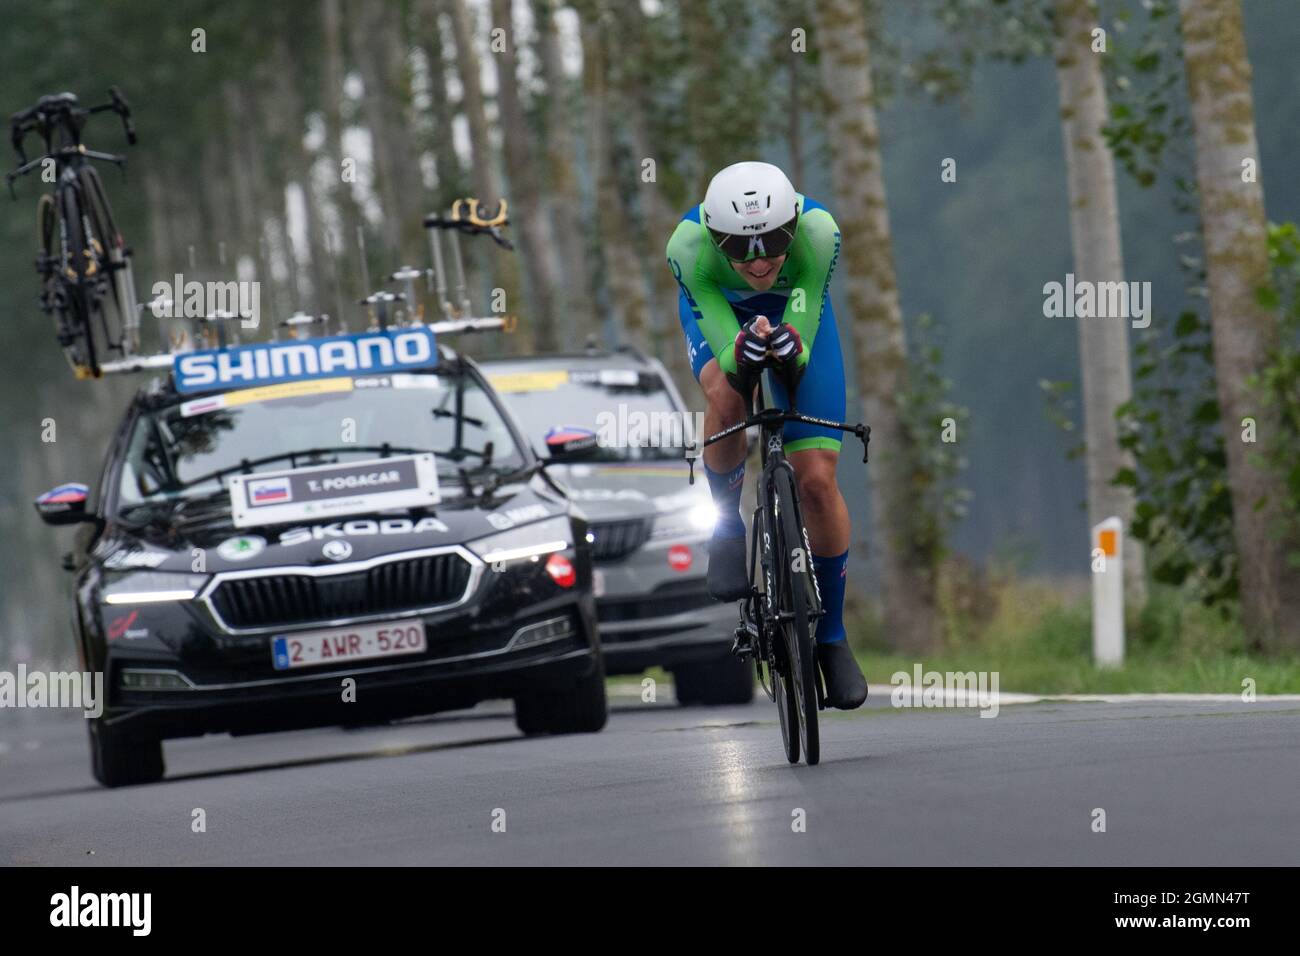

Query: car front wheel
[[89, 720, 165, 787], [514, 657, 609, 736]]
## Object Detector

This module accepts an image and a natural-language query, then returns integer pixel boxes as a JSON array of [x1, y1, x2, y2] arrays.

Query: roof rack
[[274, 311, 337, 341], [86, 196, 519, 381], [423, 197, 515, 325], [614, 342, 649, 363]]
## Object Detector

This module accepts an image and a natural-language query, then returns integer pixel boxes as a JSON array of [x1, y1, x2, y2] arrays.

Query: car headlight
[[651, 501, 717, 540], [102, 570, 208, 605], [469, 516, 573, 566]]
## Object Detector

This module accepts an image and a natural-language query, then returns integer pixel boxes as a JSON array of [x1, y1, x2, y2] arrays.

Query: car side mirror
[[34, 482, 94, 526], [542, 427, 599, 463]]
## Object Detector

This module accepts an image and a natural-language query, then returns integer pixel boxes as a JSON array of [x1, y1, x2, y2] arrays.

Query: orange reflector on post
[[1092, 517, 1125, 668]]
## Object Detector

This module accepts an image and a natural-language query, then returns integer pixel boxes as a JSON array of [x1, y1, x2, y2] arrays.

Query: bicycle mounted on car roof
[[8, 87, 140, 378]]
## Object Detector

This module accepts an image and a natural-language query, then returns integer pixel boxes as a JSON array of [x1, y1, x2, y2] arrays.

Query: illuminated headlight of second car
[[651, 502, 717, 540], [469, 516, 573, 567], [102, 570, 209, 605]]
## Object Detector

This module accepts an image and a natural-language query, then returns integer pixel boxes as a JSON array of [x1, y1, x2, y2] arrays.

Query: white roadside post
[[1091, 516, 1124, 667]]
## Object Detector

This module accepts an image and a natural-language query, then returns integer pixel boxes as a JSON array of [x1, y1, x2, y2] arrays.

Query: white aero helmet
[[701, 161, 800, 262]]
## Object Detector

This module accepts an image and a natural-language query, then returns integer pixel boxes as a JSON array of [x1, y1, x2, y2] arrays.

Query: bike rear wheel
[[773, 464, 820, 765], [79, 165, 136, 355], [50, 187, 101, 377]]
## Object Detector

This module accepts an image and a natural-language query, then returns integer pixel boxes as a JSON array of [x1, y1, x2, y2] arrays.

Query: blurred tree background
[[0, 0, 1297, 666]]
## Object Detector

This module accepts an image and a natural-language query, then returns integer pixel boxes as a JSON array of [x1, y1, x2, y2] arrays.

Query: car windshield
[[486, 366, 689, 462], [115, 370, 527, 515]]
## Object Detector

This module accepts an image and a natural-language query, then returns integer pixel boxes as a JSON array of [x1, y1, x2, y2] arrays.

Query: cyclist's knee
[[699, 362, 746, 424], [792, 451, 840, 506]]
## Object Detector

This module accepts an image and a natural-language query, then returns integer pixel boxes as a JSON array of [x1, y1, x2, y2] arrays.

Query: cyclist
[[666, 161, 867, 710]]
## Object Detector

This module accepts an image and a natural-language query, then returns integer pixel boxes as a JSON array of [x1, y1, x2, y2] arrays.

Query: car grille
[[209, 552, 474, 630], [588, 518, 651, 563], [597, 578, 714, 624]]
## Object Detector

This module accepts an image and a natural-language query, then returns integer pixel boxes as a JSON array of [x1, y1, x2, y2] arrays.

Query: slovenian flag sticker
[[248, 477, 293, 505], [545, 426, 599, 456], [37, 483, 89, 505]]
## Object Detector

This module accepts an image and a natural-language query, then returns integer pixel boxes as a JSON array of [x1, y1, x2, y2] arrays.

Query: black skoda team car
[[34, 326, 606, 787], [481, 348, 753, 706]]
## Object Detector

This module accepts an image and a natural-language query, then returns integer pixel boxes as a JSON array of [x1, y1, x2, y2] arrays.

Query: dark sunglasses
[[708, 214, 799, 263]]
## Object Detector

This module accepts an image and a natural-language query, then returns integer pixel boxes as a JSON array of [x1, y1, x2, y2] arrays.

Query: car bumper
[[594, 575, 735, 674], [101, 594, 600, 739]]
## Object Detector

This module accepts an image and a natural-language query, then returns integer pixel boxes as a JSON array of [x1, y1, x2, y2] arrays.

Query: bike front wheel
[[772, 464, 820, 765]]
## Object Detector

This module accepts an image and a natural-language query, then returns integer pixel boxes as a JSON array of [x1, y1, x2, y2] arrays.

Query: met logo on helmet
[[173, 327, 437, 394]]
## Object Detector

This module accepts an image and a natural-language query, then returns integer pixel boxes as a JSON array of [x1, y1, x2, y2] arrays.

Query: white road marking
[[866, 686, 1300, 706], [611, 681, 1300, 705]]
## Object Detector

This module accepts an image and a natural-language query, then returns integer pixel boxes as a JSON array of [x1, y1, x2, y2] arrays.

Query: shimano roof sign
[[173, 327, 438, 394]]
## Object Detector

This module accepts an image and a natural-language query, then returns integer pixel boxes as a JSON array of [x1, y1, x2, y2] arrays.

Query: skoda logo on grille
[[322, 540, 353, 562]]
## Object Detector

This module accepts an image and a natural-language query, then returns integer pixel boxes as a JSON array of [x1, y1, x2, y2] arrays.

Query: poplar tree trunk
[[273, 36, 333, 315], [1179, 0, 1300, 651], [609, 0, 696, 393], [534, 0, 597, 340], [491, 0, 560, 351], [447, 0, 502, 204], [418, 0, 467, 208], [1052, 0, 1147, 608], [581, 9, 650, 351], [448, 0, 520, 352], [349, 0, 427, 263], [322, 0, 366, 304], [812, 0, 940, 652]]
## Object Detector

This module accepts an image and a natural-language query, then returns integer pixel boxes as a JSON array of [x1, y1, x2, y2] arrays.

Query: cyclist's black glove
[[768, 322, 805, 399], [733, 321, 768, 369], [726, 319, 806, 401], [726, 321, 766, 400], [767, 322, 802, 363]]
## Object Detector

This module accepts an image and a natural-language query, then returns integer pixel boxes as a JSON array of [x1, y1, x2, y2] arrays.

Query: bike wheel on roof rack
[[79, 165, 132, 357], [56, 184, 102, 378]]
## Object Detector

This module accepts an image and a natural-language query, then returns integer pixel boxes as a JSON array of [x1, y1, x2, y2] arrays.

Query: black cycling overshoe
[[707, 533, 751, 601], [817, 641, 868, 710]]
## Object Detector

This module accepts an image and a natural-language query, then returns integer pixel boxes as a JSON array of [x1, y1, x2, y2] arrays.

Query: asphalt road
[[2, 690, 1298, 865]]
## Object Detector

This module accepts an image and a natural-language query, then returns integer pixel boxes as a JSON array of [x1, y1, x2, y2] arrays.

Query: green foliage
[[879, 0, 1052, 105], [1251, 221, 1300, 567], [898, 314, 973, 568], [1100, 0, 1191, 190], [1037, 378, 1084, 461], [1102, 0, 1240, 612], [1116, 304, 1237, 609]]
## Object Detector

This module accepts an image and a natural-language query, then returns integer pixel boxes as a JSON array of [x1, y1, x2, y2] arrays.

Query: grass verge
[[848, 576, 1300, 695]]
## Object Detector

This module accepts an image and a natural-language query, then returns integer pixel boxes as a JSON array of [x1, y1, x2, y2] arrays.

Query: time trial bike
[[689, 357, 869, 765], [8, 87, 139, 377]]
